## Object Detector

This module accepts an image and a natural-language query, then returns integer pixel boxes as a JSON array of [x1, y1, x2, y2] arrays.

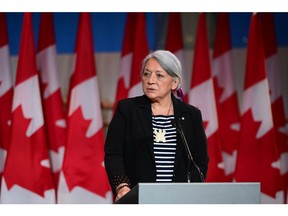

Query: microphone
[[171, 119, 204, 183]]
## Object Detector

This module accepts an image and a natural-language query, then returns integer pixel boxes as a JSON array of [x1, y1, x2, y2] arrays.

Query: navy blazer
[[104, 94, 209, 192]]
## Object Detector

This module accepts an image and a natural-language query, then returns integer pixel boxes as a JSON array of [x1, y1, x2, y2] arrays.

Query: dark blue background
[[5, 12, 288, 55]]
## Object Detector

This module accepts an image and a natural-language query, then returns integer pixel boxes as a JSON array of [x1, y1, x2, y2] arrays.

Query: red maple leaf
[[205, 131, 226, 182], [4, 106, 55, 197], [236, 109, 262, 181], [213, 77, 241, 154], [38, 74, 66, 153], [42, 90, 67, 152], [236, 109, 281, 198], [271, 97, 288, 153], [63, 107, 111, 197]]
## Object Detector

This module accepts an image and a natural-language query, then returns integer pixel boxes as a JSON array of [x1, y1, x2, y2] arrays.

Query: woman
[[104, 50, 209, 202]]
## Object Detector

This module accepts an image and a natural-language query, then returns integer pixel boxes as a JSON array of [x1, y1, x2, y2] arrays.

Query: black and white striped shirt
[[152, 115, 177, 182]]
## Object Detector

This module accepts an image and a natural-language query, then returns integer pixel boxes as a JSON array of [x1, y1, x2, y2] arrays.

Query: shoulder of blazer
[[172, 94, 201, 116], [117, 94, 202, 117], [116, 95, 151, 112]]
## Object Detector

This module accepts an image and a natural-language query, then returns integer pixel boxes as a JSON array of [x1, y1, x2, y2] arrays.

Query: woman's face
[[141, 58, 178, 102]]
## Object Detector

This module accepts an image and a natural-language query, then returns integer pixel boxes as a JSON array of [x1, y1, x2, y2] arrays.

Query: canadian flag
[[0, 13, 13, 191], [261, 12, 288, 203], [234, 13, 283, 203], [113, 13, 135, 111], [113, 13, 149, 111], [165, 12, 188, 102], [37, 12, 66, 191], [212, 13, 241, 181], [188, 13, 225, 181], [0, 13, 56, 203], [57, 13, 112, 204]]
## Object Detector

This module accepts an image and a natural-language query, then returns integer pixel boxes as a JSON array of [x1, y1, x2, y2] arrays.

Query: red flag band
[[57, 13, 112, 204], [235, 13, 283, 204], [1, 12, 56, 204], [188, 13, 226, 182]]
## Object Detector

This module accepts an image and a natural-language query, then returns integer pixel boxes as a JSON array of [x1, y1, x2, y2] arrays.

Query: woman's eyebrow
[[144, 68, 164, 73]]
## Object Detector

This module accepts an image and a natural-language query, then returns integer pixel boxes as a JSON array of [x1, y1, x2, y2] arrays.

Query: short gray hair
[[141, 50, 182, 89]]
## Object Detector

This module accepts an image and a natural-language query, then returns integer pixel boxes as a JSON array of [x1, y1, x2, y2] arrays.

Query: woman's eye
[[143, 72, 151, 77], [157, 74, 164, 79]]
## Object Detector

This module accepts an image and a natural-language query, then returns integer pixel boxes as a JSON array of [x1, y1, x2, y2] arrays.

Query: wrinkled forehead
[[142, 58, 167, 75]]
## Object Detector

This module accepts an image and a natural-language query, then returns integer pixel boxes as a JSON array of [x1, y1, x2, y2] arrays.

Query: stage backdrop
[[6, 12, 288, 126]]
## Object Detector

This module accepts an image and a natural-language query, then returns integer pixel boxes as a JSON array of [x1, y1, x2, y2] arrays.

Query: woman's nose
[[148, 73, 156, 83]]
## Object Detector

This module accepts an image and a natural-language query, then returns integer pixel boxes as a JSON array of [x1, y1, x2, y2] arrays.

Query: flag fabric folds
[[113, 13, 149, 112], [37, 12, 67, 193], [1, 12, 288, 205], [234, 13, 283, 204], [261, 12, 288, 203], [57, 13, 112, 204], [212, 13, 241, 181], [0, 13, 56, 204], [113, 13, 135, 111], [0, 13, 13, 194], [188, 13, 226, 182]]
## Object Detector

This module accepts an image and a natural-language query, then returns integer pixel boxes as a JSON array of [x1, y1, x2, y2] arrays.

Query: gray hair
[[141, 50, 182, 89]]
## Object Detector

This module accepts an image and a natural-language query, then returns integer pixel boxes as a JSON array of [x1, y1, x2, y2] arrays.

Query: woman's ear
[[172, 78, 180, 91]]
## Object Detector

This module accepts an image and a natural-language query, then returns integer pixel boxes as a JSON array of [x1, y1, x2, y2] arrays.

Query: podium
[[115, 182, 261, 204]]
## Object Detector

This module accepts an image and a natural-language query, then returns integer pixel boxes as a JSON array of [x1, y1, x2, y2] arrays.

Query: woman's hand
[[115, 184, 131, 202]]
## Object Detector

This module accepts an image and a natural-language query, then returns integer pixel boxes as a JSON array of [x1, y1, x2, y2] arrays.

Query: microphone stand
[[172, 120, 204, 183]]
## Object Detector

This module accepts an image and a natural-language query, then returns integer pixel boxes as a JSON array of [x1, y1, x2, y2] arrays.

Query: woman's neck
[[151, 99, 173, 116]]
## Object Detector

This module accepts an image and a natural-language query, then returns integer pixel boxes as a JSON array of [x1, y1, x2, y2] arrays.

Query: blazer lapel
[[134, 95, 155, 161]]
